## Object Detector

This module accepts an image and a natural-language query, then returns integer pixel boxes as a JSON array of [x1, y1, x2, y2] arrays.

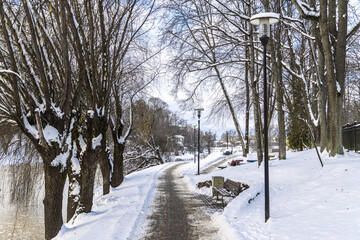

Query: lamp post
[[226, 131, 229, 150], [195, 107, 204, 175], [193, 125, 197, 163], [250, 12, 279, 223]]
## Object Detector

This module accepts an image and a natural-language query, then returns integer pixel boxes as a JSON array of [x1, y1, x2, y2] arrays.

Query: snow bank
[[54, 163, 174, 240], [169, 153, 194, 162], [54, 149, 360, 240], [184, 149, 360, 240], [179, 152, 240, 176]]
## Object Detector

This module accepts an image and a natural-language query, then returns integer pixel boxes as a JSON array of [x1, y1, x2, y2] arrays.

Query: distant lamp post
[[250, 12, 279, 223], [193, 125, 197, 163], [226, 131, 229, 150], [195, 107, 204, 175]]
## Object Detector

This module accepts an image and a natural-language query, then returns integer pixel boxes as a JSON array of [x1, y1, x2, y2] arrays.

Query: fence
[[342, 122, 360, 152]]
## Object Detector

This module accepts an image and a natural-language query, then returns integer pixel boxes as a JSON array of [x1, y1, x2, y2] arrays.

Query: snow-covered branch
[[290, 0, 320, 21]]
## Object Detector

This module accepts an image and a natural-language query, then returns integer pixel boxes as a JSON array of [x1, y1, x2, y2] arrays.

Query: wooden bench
[[212, 179, 249, 206]]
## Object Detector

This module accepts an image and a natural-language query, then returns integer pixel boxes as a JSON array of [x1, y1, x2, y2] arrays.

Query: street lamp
[[250, 12, 279, 223], [195, 107, 204, 175], [226, 131, 229, 150], [193, 125, 197, 163]]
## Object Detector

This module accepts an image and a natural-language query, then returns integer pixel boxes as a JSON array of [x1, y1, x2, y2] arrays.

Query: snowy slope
[[54, 149, 360, 240], [183, 149, 360, 240]]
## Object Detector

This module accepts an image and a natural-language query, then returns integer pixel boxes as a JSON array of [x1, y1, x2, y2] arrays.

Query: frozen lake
[[0, 206, 44, 239], [0, 166, 45, 239]]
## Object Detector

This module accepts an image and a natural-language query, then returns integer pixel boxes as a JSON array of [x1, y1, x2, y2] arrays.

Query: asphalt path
[[143, 163, 223, 240]]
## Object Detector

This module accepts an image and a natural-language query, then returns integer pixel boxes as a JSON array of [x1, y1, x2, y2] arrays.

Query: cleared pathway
[[143, 163, 223, 240], [201, 156, 237, 174]]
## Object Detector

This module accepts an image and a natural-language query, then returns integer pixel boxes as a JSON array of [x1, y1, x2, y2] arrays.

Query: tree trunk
[[98, 116, 111, 195], [248, 5, 263, 165], [319, 0, 345, 156], [99, 150, 111, 195], [334, 0, 347, 155], [318, 52, 327, 152], [310, 3, 327, 152], [290, 0, 346, 156], [275, 4, 286, 160], [111, 142, 125, 188], [214, 66, 247, 157], [79, 150, 98, 213], [43, 162, 66, 240], [245, 34, 250, 155], [66, 158, 80, 222], [77, 114, 99, 214], [155, 148, 164, 164]]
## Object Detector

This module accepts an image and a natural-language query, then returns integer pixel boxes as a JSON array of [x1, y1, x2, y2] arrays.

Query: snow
[[22, 114, 39, 139], [179, 151, 241, 178], [295, 0, 320, 18], [92, 134, 102, 149], [51, 152, 68, 172], [55, 163, 173, 240], [54, 149, 360, 240], [0, 69, 23, 80], [250, 12, 280, 25], [52, 102, 64, 119], [337, 81, 342, 93], [70, 149, 81, 175], [87, 110, 94, 118], [169, 153, 194, 161], [79, 135, 87, 156], [190, 150, 360, 240], [43, 124, 60, 144], [69, 179, 80, 202]]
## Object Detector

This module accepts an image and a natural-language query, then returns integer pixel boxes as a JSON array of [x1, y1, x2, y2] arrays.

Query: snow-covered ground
[[55, 163, 174, 240], [55, 149, 360, 240]]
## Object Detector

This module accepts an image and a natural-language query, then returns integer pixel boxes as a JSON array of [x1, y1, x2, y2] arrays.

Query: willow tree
[[0, 0, 158, 238], [0, 1, 78, 238]]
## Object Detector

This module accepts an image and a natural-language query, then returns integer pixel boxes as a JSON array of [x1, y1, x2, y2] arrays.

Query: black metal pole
[[260, 35, 270, 222], [226, 131, 229, 149], [194, 127, 196, 163], [355, 122, 357, 152], [197, 115, 201, 175]]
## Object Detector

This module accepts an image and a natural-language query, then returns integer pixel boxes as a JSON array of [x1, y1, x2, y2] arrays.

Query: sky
[[150, 82, 240, 139], [148, 48, 244, 139]]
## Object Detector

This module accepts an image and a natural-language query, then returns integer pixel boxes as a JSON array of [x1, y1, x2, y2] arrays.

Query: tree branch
[[347, 21, 360, 40], [290, 0, 320, 21]]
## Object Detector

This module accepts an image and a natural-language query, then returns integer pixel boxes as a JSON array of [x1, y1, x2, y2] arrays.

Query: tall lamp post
[[250, 12, 279, 223], [195, 107, 204, 175], [226, 131, 229, 150], [193, 125, 197, 163]]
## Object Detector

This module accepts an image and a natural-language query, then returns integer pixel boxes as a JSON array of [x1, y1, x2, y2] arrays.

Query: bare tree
[[289, 0, 348, 156], [0, 0, 159, 238], [164, 0, 249, 156], [0, 1, 78, 238]]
